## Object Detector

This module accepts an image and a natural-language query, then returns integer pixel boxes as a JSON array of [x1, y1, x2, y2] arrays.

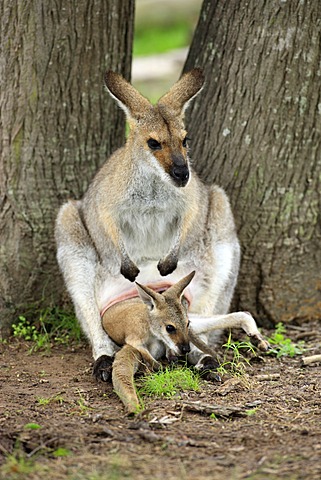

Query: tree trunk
[[184, 0, 321, 326], [0, 0, 134, 335]]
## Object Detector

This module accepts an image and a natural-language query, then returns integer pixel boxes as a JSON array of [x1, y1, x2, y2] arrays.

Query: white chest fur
[[118, 167, 184, 262]]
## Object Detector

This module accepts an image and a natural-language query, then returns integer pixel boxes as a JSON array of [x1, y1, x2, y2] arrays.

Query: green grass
[[134, 22, 193, 56], [36, 394, 65, 406], [138, 366, 201, 398], [23, 423, 42, 430], [0, 454, 41, 478], [217, 322, 306, 377], [266, 322, 305, 358], [217, 331, 257, 377], [11, 307, 83, 352]]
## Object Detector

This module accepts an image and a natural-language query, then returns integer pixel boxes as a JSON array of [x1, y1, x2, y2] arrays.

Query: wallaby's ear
[[166, 271, 196, 299], [104, 71, 152, 121], [135, 282, 163, 310], [158, 69, 204, 116]]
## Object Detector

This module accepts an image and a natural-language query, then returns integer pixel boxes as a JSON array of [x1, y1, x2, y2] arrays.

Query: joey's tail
[[112, 345, 143, 414]]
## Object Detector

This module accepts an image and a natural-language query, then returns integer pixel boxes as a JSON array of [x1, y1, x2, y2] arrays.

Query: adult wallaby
[[102, 271, 268, 414], [55, 69, 264, 380]]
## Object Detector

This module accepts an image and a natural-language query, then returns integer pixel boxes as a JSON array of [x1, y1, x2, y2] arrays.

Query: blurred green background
[[132, 0, 202, 100]]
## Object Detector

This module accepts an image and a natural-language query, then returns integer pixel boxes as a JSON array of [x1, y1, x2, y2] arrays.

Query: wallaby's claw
[[120, 262, 140, 282], [93, 355, 114, 382], [198, 355, 222, 382], [157, 256, 178, 276]]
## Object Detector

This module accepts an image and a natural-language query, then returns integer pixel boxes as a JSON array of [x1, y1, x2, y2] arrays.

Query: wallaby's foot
[[126, 400, 142, 416], [157, 255, 178, 276], [127, 408, 139, 417], [197, 355, 222, 382], [250, 334, 270, 352], [120, 260, 140, 282], [93, 355, 114, 382]]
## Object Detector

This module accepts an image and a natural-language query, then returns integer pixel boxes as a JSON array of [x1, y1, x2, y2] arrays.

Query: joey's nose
[[171, 165, 190, 187], [180, 343, 191, 355]]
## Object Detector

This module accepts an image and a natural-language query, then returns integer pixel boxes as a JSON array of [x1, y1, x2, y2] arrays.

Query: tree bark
[[184, 0, 321, 326], [0, 0, 134, 335]]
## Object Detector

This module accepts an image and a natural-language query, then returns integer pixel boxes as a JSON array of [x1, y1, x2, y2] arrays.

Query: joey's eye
[[147, 138, 162, 150], [182, 136, 190, 148], [166, 325, 176, 334]]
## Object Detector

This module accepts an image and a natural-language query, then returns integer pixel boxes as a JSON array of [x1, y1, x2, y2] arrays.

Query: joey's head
[[104, 70, 204, 188], [135, 271, 195, 357]]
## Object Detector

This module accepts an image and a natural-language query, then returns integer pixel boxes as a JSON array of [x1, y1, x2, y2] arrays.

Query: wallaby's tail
[[112, 345, 143, 414]]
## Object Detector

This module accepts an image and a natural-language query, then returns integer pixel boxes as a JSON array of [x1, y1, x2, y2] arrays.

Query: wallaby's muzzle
[[171, 165, 189, 187], [179, 343, 191, 355], [170, 154, 190, 187]]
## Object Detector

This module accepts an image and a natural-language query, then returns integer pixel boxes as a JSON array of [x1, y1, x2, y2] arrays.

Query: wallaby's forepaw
[[93, 355, 113, 382], [157, 255, 178, 276], [153, 361, 162, 371], [167, 353, 179, 364], [144, 359, 162, 372], [197, 355, 222, 382], [120, 261, 140, 282]]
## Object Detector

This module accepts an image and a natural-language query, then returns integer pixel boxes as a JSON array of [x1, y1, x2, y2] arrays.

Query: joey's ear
[[166, 271, 196, 299], [158, 68, 204, 116], [135, 282, 162, 310], [104, 71, 152, 121]]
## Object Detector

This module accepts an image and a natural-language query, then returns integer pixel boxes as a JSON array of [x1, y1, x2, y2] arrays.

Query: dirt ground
[[0, 323, 320, 480]]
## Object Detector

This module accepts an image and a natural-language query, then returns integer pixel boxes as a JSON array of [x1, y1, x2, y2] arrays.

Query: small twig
[[255, 373, 280, 381], [26, 437, 58, 458], [301, 354, 321, 366], [293, 331, 319, 340], [286, 325, 309, 332], [138, 430, 163, 443], [0, 444, 9, 455], [180, 400, 245, 417]]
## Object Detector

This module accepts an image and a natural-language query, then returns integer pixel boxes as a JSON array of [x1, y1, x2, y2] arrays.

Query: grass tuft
[[138, 366, 200, 398], [11, 307, 83, 352], [217, 331, 256, 377], [266, 322, 306, 357]]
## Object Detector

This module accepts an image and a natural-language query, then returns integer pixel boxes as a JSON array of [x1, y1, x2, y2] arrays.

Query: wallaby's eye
[[147, 138, 162, 150], [166, 324, 176, 334], [182, 136, 190, 148]]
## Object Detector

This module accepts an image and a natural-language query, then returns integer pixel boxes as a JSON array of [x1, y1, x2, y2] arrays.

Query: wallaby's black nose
[[180, 343, 191, 355], [171, 165, 190, 187]]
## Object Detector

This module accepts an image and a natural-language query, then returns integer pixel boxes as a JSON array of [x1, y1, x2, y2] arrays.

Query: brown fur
[[102, 272, 205, 414], [55, 69, 250, 383]]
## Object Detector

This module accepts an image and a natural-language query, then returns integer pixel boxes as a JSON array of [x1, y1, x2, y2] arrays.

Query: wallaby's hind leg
[[186, 186, 245, 374], [55, 201, 117, 381], [189, 312, 269, 352], [187, 312, 269, 380], [112, 345, 145, 414]]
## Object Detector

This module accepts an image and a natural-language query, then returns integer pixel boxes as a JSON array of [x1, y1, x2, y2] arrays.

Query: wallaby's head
[[135, 271, 195, 357], [104, 70, 204, 188]]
